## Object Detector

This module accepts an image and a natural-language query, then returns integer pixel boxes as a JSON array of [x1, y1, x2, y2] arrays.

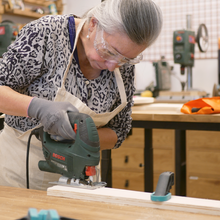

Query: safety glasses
[[94, 24, 143, 66]]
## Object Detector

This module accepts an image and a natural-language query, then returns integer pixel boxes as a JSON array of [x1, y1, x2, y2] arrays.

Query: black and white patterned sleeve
[[108, 64, 135, 149], [0, 15, 67, 92]]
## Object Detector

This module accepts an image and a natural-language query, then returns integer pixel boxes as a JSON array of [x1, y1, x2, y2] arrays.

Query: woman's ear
[[89, 17, 98, 31]]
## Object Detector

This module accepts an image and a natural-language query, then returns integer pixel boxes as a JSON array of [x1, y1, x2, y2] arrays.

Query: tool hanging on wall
[[173, 15, 209, 91], [153, 56, 173, 97], [0, 20, 19, 57]]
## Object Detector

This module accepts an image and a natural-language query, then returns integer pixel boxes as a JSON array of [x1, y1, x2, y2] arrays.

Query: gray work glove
[[28, 97, 78, 140]]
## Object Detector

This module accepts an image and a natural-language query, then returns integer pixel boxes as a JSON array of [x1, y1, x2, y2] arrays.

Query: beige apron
[[0, 19, 127, 190]]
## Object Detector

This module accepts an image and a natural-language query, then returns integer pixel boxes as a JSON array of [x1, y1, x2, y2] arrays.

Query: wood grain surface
[[131, 104, 220, 122], [1, 186, 220, 220]]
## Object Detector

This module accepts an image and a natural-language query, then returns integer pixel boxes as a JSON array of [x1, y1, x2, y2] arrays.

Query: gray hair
[[83, 0, 163, 46]]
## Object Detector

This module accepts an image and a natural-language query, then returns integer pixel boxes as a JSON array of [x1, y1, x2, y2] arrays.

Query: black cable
[[26, 129, 40, 189], [26, 132, 33, 189]]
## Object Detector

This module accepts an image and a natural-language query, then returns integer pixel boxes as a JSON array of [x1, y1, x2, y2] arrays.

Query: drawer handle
[[125, 180, 129, 187], [139, 163, 144, 167], [124, 155, 129, 163]]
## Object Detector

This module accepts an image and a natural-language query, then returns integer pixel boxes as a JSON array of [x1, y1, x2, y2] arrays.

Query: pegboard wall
[[143, 0, 220, 61]]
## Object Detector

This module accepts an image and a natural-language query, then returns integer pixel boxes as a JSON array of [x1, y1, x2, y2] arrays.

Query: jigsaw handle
[[67, 112, 99, 147]]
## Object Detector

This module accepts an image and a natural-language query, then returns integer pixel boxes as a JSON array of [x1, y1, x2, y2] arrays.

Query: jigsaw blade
[[50, 176, 107, 190]]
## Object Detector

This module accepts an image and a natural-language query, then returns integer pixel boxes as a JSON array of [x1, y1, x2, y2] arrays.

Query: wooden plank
[[47, 186, 220, 216]]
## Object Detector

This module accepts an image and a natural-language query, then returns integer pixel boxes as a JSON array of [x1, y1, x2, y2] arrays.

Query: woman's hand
[[28, 97, 78, 140]]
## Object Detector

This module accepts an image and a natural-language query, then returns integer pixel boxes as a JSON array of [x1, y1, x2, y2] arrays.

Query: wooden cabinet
[[112, 128, 144, 191], [112, 128, 175, 194], [112, 128, 220, 200], [186, 130, 220, 200]]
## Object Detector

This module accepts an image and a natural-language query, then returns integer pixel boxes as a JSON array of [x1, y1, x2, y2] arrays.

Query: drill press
[[173, 15, 208, 91]]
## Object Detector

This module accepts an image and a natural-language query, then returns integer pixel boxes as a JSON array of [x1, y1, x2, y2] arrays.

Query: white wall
[[62, 0, 100, 17], [135, 59, 218, 97]]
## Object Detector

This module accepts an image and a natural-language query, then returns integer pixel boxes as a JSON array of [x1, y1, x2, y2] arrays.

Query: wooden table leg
[[144, 129, 153, 192], [175, 129, 186, 196], [101, 149, 112, 187]]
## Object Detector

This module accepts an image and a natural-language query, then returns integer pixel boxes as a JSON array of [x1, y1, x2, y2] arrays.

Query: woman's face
[[84, 20, 147, 72]]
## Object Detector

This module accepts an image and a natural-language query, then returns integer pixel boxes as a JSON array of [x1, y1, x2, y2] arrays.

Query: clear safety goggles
[[94, 24, 143, 66]]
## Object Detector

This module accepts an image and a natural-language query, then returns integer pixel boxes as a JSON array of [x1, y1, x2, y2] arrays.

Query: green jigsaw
[[34, 111, 106, 189]]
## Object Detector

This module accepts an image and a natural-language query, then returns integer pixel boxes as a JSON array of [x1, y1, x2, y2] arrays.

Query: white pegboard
[[143, 0, 220, 61]]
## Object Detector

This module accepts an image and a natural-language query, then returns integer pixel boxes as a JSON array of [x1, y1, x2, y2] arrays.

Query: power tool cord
[[26, 128, 40, 189]]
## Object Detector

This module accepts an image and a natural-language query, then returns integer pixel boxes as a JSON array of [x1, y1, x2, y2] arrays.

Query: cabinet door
[[187, 176, 220, 200], [187, 130, 220, 199]]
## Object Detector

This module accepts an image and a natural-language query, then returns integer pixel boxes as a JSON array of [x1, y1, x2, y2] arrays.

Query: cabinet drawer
[[122, 128, 144, 148], [187, 176, 220, 200], [187, 130, 220, 149], [112, 147, 144, 171], [153, 149, 174, 172], [187, 150, 220, 176], [112, 170, 144, 191]]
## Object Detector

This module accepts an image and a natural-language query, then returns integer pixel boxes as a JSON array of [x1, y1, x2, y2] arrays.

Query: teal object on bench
[[151, 192, 171, 202], [28, 208, 59, 220]]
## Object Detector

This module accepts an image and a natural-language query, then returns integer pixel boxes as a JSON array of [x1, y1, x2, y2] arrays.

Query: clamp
[[151, 171, 174, 202]]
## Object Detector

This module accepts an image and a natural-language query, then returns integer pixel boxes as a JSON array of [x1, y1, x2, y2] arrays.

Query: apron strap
[[62, 18, 86, 87], [114, 68, 127, 105], [68, 16, 79, 65]]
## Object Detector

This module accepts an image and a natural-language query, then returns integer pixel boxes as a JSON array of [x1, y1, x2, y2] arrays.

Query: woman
[[0, 0, 163, 190]]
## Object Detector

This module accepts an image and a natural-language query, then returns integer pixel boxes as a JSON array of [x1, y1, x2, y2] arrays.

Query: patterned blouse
[[0, 15, 135, 149]]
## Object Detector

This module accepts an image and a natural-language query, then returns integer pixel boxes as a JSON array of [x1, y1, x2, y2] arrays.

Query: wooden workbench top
[[131, 103, 220, 123], [0, 186, 219, 220]]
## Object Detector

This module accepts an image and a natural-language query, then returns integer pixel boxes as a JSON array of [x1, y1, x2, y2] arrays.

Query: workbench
[[102, 103, 220, 196], [1, 186, 220, 220]]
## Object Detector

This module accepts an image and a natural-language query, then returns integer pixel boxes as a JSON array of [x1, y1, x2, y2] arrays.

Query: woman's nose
[[104, 61, 119, 71]]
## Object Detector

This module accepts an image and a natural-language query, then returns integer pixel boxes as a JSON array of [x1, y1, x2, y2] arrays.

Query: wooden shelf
[[0, 0, 63, 21], [4, 5, 45, 19], [23, 0, 55, 7]]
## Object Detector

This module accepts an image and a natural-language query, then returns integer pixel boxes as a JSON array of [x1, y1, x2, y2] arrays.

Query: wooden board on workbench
[[47, 186, 220, 217]]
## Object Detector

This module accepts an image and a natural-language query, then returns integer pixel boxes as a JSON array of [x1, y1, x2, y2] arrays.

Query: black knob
[[124, 155, 129, 163], [125, 180, 129, 187]]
